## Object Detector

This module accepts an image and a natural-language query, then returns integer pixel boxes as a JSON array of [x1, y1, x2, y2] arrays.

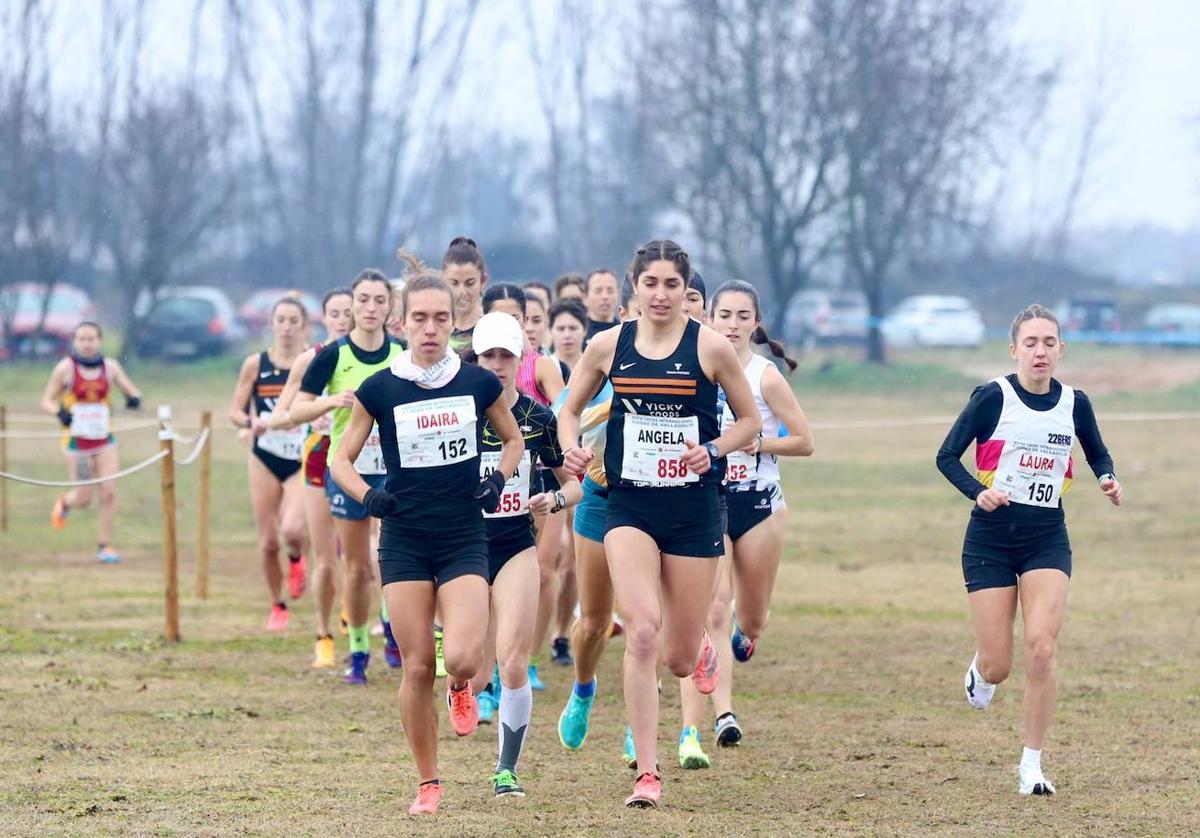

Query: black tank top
[[604, 318, 722, 488], [252, 351, 290, 454]]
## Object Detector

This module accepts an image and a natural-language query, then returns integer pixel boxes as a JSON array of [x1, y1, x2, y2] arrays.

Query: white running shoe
[[1019, 763, 1056, 796], [964, 653, 996, 709]]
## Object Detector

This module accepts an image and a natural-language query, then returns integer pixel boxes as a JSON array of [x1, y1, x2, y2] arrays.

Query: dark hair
[[585, 268, 618, 293], [351, 268, 391, 293], [553, 273, 586, 297], [1011, 303, 1060, 343], [396, 249, 454, 311], [442, 235, 487, 276], [549, 298, 588, 330], [629, 239, 691, 285], [619, 276, 637, 311], [525, 293, 547, 315], [523, 281, 552, 306], [711, 279, 797, 373], [74, 320, 103, 339], [271, 292, 308, 323], [482, 283, 526, 316], [687, 271, 707, 305], [322, 287, 352, 310]]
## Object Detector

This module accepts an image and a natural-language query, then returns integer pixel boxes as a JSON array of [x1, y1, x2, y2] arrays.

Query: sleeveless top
[[604, 318, 721, 488], [516, 350, 551, 406], [975, 376, 1076, 508], [252, 351, 304, 462], [64, 358, 113, 452], [721, 353, 781, 490]]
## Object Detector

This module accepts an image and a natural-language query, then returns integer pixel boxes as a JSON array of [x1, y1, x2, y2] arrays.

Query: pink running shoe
[[408, 781, 442, 815], [625, 772, 662, 809], [265, 603, 289, 632], [287, 555, 308, 599], [691, 630, 720, 695], [446, 682, 479, 737]]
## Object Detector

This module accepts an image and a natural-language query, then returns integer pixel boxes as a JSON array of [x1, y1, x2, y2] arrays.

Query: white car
[[882, 295, 985, 348]]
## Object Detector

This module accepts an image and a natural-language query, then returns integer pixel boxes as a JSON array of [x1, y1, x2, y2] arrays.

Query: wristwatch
[[702, 441, 721, 461], [551, 490, 566, 513]]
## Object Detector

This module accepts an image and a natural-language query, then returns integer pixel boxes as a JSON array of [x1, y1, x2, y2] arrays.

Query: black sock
[[288, 553, 301, 564], [419, 778, 440, 787], [276, 601, 287, 610]]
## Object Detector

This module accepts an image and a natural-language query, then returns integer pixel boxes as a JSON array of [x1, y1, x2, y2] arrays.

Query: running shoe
[[528, 664, 545, 691], [382, 621, 402, 668], [678, 725, 711, 769], [491, 768, 526, 798], [97, 545, 121, 564], [408, 781, 442, 815], [478, 684, 498, 725], [715, 712, 743, 747], [551, 636, 573, 666], [1019, 763, 1056, 796], [447, 683, 479, 736], [965, 653, 996, 709], [558, 686, 595, 750], [731, 619, 756, 662], [266, 603, 289, 632], [344, 650, 369, 685], [492, 664, 502, 702], [50, 495, 69, 530], [371, 620, 385, 637], [434, 626, 447, 678], [287, 555, 307, 599], [312, 635, 336, 669], [691, 630, 720, 695], [624, 772, 662, 809], [622, 725, 637, 769]]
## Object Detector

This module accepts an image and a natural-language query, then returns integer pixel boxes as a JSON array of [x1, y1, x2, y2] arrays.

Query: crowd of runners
[[37, 237, 1122, 814]]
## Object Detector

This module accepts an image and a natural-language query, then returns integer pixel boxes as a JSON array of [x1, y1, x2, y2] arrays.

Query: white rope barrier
[[173, 428, 211, 466], [0, 448, 169, 487], [0, 419, 161, 439]]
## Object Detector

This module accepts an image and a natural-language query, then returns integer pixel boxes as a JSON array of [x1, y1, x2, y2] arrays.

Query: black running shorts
[[605, 485, 724, 558], [378, 518, 488, 586], [961, 516, 1072, 592]]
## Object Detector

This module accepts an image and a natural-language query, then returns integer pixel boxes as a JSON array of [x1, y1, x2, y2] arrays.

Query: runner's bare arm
[[329, 400, 374, 503], [269, 348, 316, 430], [39, 359, 70, 416], [229, 354, 259, 429], [484, 396, 526, 481], [535, 354, 565, 404], [700, 328, 761, 456], [107, 359, 142, 403], [557, 327, 616, 460], [758, 365, 814, 457]]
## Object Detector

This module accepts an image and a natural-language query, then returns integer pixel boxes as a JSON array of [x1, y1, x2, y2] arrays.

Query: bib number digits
[[353, 424, 386, 475], [481, 451, 530, 518], [257, 411, 304, 461]]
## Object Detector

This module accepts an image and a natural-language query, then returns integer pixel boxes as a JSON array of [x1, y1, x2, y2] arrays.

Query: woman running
[[463, 311, 581, 797], [675, 279, 814, 767], [43, 321, 143, 563], [558, 239, 761, 809], [330, 274, 524, 816], [443, 236, 488, 354], [229, 296, 310, 630], [269, 288, 354, 666], [937, 303, 1123, 796], [292, 270, 403, 684], [548, 298, 587, 372]]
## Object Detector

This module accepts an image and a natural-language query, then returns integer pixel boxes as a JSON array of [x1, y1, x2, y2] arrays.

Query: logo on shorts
[[331, 494, 344, 506], [757, 498, 768, 507]]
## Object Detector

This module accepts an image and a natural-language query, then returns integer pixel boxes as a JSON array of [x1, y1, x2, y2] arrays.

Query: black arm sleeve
[[1073, 391, 1115, 480], [935, 383, 1002, 501], [300, 343, 338, 396]]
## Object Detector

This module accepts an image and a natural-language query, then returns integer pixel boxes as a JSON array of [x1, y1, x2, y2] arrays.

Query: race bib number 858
[[394, 395, 477, 469]]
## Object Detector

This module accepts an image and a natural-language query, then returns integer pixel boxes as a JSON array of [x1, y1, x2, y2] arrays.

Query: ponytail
[[752, 325, 797, 374]]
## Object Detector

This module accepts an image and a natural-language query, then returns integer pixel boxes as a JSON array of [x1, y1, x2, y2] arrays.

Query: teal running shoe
[[557, 687, 595, 750], [622, 725, 637, 769], [678, 725, 711, 769], [478, 684, 498, 725], [528, 663, 545, 691]]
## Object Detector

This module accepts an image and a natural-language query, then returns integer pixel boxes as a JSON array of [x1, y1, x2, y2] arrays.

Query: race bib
[[993, 439, 1070, 509], [353, 423, 386, 475], [256, 411, 304, 461], [70, 403, 110, 440], [480, 451, 531, 518], [393, 395, 477, 469], [725, 449, 758, 484], [621, 414, 699, 486]]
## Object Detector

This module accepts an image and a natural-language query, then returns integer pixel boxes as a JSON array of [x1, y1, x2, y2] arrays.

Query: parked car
[[1143, 303, 1200, 334], [238, 288, 322, 336], [1056, 296, 1121, 333], [882, 295, 985, 348], [784, 289, 870, 348], [135, 286, 245, 359], [0, 282, 98, 358]]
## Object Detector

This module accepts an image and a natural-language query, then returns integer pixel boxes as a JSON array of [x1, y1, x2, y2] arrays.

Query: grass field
[[1, 346, 1198, 836]]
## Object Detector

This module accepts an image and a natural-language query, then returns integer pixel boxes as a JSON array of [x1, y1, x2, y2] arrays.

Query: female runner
[[43, 321, 143, 563], [936, 303, 1122, 796], [229, 296, 310, 630], [464, 311, 581, 797], [331, 274, 524, 816], [292, 270, 403, 684], [558, 239, 761, 809], [548, 298, 587, 372], [674, 279, 814, 768], [269, 288, 355, 666], [443, 236, 488, 354]]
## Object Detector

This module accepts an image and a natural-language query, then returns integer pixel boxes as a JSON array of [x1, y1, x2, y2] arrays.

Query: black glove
[[125, 395, 141, 410], [473, 470, 507, 514], [57, 406, 73, 428], [363, 487, 401, 519]]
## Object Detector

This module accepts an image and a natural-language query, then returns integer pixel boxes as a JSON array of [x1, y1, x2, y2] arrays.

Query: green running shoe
[[623, 725, 637, 769], [678, 725, 711, 769], [491, 768, 526, 798], [558, 687, 595, 751], [434, 625, 446, 678]]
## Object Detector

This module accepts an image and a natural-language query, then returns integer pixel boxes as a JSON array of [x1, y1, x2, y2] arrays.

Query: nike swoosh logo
[[341, 366, 354, 373], [259, 371, 273, 379], [967, 669, 976, 697], [618, 363, 636, 370]]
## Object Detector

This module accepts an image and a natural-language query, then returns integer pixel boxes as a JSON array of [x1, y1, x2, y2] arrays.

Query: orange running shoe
[[266, 603, 289, 632], [408, 781, 442, 815], [50, 495, 69, 530], [691, 630, 720, 695], [625, 772, 662, 809], [287, 554, 308, 599], [446, 682, 478, 737]]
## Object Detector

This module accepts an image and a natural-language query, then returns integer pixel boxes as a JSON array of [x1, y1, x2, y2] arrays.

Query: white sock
[[1021, 747, 1042, 772], [497, 680, 532, 772]]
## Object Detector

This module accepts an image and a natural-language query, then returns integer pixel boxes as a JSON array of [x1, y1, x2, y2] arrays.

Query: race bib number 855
[[394, 395, 477, 469]]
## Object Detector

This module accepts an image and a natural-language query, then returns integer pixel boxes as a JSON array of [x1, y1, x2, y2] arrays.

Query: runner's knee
[[258, 535, 280, 557], [97, 483, 116, 505], [1024, 633, 1056, 680], [577, 611, 610, 644], [978, 653, 1012, 685], [739, 610, 768, 639], [401, 656, 436, 689], [624, 618, 660, 662], [442, 646, 482, 681]]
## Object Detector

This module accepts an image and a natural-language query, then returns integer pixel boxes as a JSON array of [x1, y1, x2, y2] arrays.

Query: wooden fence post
[[158, 406, 179, 643]]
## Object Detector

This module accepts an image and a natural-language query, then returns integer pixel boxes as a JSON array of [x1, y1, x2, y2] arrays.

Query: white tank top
[[721, 353, 781, 488], [985, 376, 1076, 508]]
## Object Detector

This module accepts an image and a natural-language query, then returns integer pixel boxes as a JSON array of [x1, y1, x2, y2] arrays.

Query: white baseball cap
[[472, 311, 524, 358]]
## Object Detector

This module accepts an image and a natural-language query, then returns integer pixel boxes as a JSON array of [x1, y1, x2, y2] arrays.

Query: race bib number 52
[[394, 395, 477, 469]]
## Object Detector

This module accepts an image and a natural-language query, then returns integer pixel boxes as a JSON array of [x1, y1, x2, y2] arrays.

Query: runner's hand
[[56, 407, 73, 428], [125, 395, 141, 410], [474, 470, 507, 513], [527, 492, 552, 515], [682, 440, 711, 475], [1100, 477, 1123, 507], [563, 446, 593, 476], [325, 391, 356, 410], [250, 416, 269, 436], [975, 488, 1010, 512], [740, 437, 761, 456], [363, 487, 402, 519]]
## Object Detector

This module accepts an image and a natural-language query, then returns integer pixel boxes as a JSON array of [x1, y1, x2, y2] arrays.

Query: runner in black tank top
[[250, 351, 305, 481], [556, 239, 761, 810]]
